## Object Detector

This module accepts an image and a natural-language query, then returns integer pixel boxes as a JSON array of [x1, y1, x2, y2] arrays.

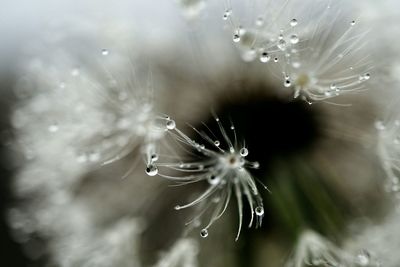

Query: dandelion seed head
[[225, 0, 372, 102], [153, 117, 266, 240], [286, 230, 378, 267]]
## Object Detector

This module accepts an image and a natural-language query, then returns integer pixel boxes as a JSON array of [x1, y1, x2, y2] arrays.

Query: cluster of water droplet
[[227, 15, 301, 64], [142, 116, 265, 239], [224, 1, 372, 103]]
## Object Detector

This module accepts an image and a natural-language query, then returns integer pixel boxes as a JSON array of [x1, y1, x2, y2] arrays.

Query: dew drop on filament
[[166, 119, 176, 130], [101, 49, 109, 56], [200, 229, 208, 238], [233, 33, 241, 43], [145, 164, 158, 176], [255, 206, 264, 216], [290, 34, 299, 44], [260, 52, 270, 63], [240, 147, 249, 157], [290, 19, 298, 27]]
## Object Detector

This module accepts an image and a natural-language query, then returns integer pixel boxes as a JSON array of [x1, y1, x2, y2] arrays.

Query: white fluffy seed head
[[225, 0, 372, 103], [152, 117, 266, 240]]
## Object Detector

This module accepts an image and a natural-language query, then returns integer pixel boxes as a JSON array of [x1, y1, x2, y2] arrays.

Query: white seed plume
[[152, 117, 267, 241], [377, 114, 400, 198], [285, 230, 377, 267], [12, 52, 170, 180], [225, 0, 372, 103]]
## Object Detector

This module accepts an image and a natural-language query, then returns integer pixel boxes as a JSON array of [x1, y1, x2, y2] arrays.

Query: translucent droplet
[[356, 250, 370, 266], [290, 34, 299, 44], [256, 17, 264, 26], [214, 140, 220, 147], [277, 39, 287, 51], [166, 119, 176, 130], [223, 9, 231, 20], [255, 206, 264, 216], [174, 205, 181, 210], [48, 123, 59, 133], [208, 174, 221, 185], [330, 83, 337, 90], [233, 33, 241, 43], [151, 153, 159, 162], [101, 49, 109, 56], [364, 73, 371, 80], [200, 229, 208, 238], [290, 19, 298, 27], [260, 52, 270, 63], [145, 164, 158, 176], [274, 57, 279, 63], [351, 20, 356, 26], [240, 147, 249, 157], [284, 79, 292, 87]]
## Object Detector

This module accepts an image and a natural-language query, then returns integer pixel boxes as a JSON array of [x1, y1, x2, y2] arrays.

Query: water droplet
[[274, 57, 279, 63], [214, 140, 220, 147], [255, 206, 264, 216], [364, 73, 371, 80], [240, 147, 249, 157], [252, 161, 260, 168], [256, 17, 264, 26], [356, 250, 370, 266], [233, 33, 241, 43], [284, 79, 292, 87], [290, 19, 298, 27], [351, 20, 356, 26], [260, 52, 270, 63], [151, 153, 159, 162], [230, 126, 235, 130], [208, 174, 221, 185], [330, 83, 337, 90], [174, 205, 181, 210], [48, 123, 59, 133], [101, 49, 109, 56], [290, 34, 299, 44], [223, 9, 231, 20], [145, 164, 158, 176], [200, 229, 208, 238], [277, 39, 287, 51], [166, 119, 176, 130]]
